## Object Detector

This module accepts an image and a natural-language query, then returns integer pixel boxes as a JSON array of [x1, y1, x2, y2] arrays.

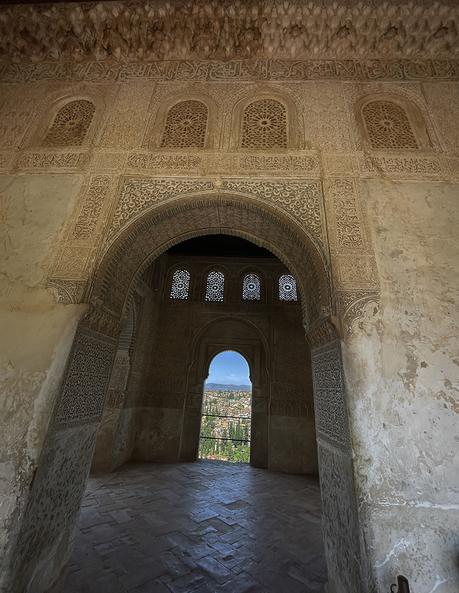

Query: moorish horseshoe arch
[[6, 193, 369, 593]]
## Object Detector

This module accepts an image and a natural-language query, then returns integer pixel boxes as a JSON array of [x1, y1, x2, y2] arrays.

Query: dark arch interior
[[167, 234, 274, 258]]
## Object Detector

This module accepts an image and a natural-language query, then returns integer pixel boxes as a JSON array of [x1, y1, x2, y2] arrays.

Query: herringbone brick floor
[[49, 461, 327, 593]]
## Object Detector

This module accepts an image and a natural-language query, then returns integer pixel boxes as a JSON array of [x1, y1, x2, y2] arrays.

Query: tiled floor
[[49, 461, 327, 593]]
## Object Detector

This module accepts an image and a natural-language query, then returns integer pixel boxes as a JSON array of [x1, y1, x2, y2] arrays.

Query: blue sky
[[206, 350, 251, 386]]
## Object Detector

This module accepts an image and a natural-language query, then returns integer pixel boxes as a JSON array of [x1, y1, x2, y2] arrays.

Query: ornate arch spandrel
[[86, 193, 332, 334]]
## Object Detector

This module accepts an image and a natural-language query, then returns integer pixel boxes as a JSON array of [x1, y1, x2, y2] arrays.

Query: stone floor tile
[[47, 461, 327, 593]]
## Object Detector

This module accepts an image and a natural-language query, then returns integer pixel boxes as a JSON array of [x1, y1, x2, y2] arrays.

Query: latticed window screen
[[43, 99, 95, 146], [242, 273, 261, 301], [170, 269, 191, 300], [241, 99, 287, 149], [279, 274, 297, 301], [161, 100, 208, 148], [205, 271, 225, 302], [362, 100, 418, 149]]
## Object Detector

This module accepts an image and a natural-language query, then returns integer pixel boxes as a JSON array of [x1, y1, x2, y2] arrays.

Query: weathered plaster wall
[[0, 174, 85, 588], [343, 180, 459, 592]]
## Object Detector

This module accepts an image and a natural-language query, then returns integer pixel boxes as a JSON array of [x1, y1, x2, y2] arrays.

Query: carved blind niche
[[43, 99, 96, 146], [161, 100, 208, 148], [241, 99, 287, 149], [362, 100, 418, 150]]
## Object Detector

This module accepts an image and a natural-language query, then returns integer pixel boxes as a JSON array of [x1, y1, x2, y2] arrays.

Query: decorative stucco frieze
[[1, 59, 459, 85], [15, 150, 89, 172]]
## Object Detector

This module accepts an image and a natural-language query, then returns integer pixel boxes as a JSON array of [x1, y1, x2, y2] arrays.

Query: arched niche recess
[[6, 194, 370, 593]]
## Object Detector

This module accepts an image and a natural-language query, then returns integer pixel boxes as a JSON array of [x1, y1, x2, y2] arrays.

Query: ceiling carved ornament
[[0, 0, 458, 67]]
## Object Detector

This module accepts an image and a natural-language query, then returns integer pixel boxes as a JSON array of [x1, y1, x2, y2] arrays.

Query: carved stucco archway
[[5, 193, 369, 593]]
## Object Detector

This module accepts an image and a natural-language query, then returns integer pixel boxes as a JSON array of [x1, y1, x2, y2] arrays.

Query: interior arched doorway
[[6, 194, 368, 593], [181, 317, 269, 468], [199, 349, 252, 463]]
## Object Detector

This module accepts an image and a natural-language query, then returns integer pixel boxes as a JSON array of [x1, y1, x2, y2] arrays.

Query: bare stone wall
[[0, 64, 458, 593]]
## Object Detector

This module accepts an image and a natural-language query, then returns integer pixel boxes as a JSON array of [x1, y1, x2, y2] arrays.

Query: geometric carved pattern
[[222, 179, 325, 251], [311, 342, 349, 447], [326, 178, 366, 250], [10, 425, 98, 593], [43, 100, 95, 146], [362, 100, 418, 150], [161, 100, 208, 148], [55, 329, 115, 427], [205, 271, 225, 302], [109, 178, 215, 239], [170, 269, 191, 300], [241, 99, 287, 149], [72, 175, 111, 240], [94, 193, 329, 326], [318, 443, 361, 593], [242, 273, 261, 301], [279, 274, 297, 301], [2, 59, 459, 85]]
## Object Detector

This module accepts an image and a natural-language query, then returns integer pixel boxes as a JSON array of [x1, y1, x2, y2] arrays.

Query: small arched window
[[205, 271, 225, 302], [279, 274, 297, 301], [43, 99, 96, 146], [170, 269, 191, 300], [361, 100, 418, 150], [161, 100, 208, 148], [242, 273, 261, 301], [241, 99, 287, 149]]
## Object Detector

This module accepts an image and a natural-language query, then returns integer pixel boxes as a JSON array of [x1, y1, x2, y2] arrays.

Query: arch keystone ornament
[[8, 189, 377, 593]]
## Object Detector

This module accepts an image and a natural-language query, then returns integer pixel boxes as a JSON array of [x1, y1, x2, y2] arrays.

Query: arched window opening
[[279, 274, 298, 301], [205, 270, 225, 302], [241, 98, 287, 149], [43, 99, 95, 146], [242, 273, 261, 301], [199, 351, 251, 463], [161, 100, 208, 148], [170, 269, 191, 300], [362, 100, 418, 150]]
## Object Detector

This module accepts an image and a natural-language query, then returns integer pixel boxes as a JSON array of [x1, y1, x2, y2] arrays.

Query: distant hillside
[[205, 383, 251, 392]]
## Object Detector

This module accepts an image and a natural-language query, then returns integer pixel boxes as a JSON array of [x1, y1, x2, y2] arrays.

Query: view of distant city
[[199, 351, 252, 463], [199, 388, 251, 463]]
